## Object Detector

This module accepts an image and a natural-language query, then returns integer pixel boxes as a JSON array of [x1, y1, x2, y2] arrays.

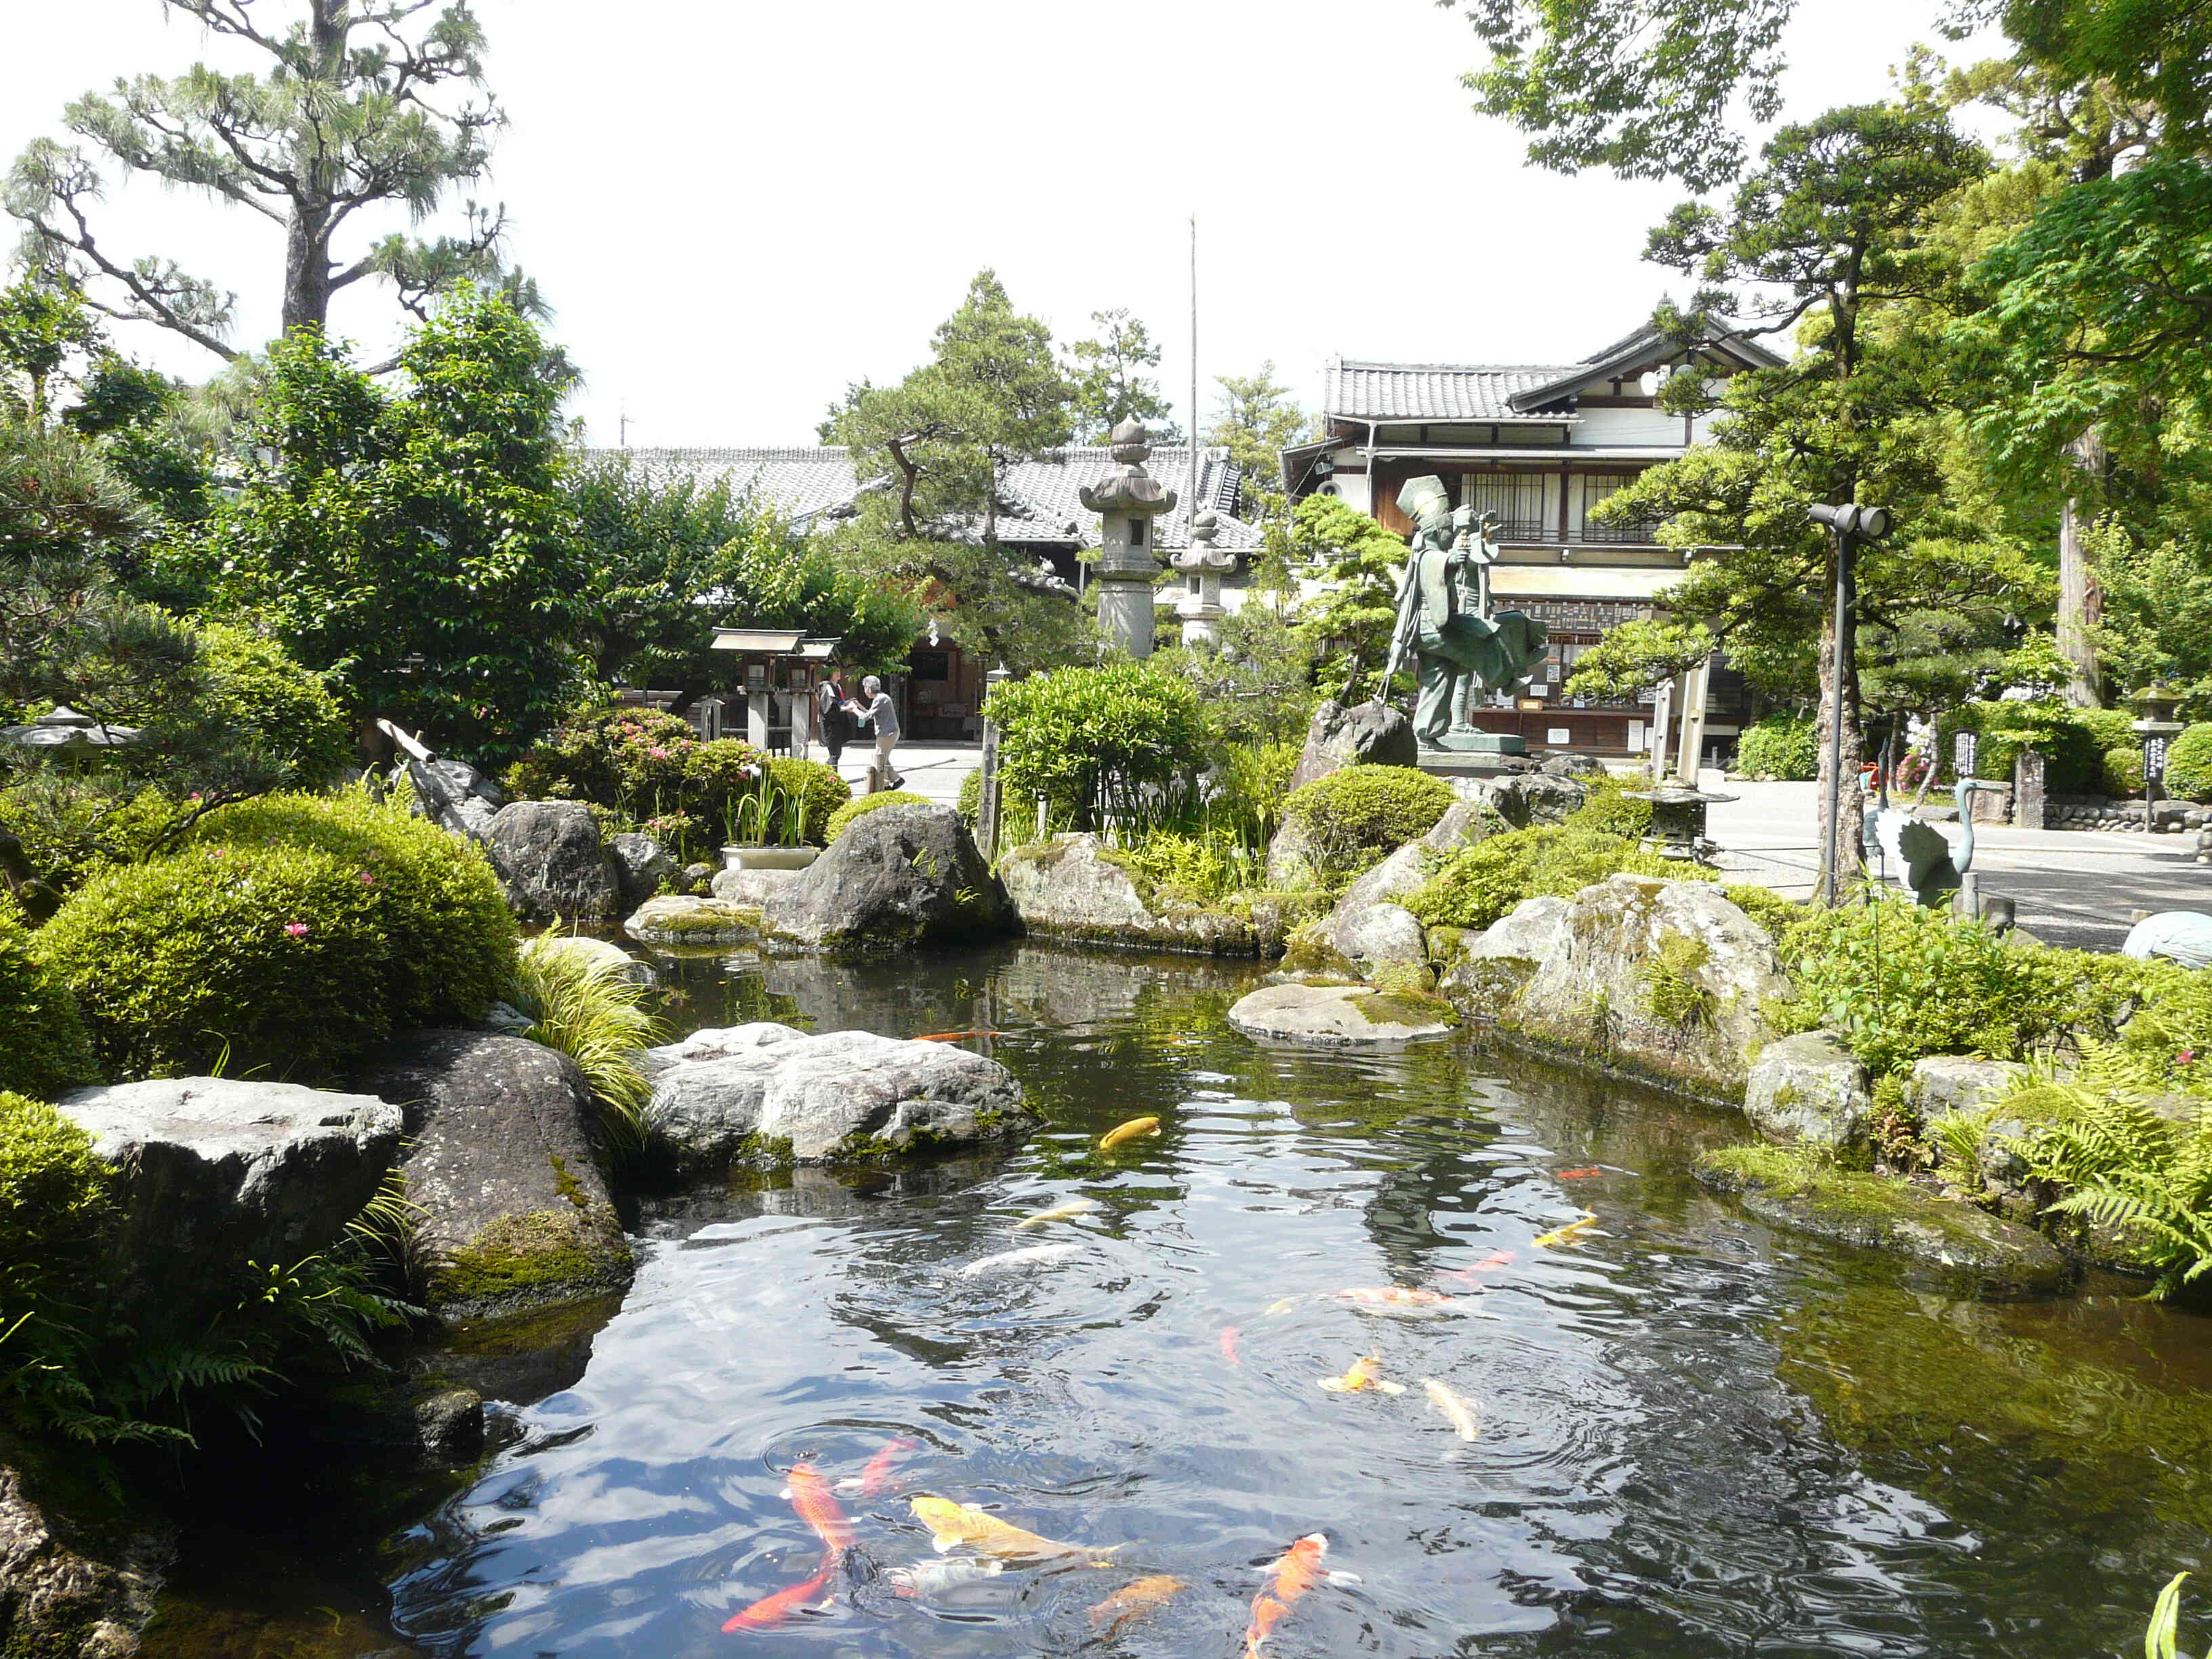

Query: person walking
[[815, 669, 852, 771], [848, 674, 903, 789]]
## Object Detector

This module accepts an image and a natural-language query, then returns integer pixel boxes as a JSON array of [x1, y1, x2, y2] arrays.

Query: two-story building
[[1277, 321, 1781, 759]]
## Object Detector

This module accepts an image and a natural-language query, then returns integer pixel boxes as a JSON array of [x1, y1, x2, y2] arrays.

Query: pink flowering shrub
[[504, 705, 778, 858]]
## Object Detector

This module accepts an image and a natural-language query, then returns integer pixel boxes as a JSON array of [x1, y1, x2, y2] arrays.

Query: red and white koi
[[1219, 1324, 1242, 1368], [1246, 1533, 1353, 1656]]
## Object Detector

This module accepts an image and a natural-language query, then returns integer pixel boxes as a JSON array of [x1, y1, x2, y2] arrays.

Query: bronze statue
[[1378, 476, 1549, 750]]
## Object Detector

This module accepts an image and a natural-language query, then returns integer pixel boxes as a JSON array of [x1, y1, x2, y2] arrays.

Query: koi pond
[[150, 943, 2212, 1658]]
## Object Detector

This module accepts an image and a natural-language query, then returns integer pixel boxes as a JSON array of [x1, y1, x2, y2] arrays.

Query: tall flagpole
[[1188, 213, 1198, 516]]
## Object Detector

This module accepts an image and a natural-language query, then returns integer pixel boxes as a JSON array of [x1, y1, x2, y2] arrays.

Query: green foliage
[[191, 619, 352, 784], [1063, 308, 1179, 443], [2104, 745, 2146, 798], [1999, 1060, 2212, 1298], [1561, 619, 1715, 702], [0, 895, 98, 1101], [956, 766, 982, 829], [508, 929, 667, 1164], [2162, 723, 2212, 802], [1151, 596, 1319, 747], [1287, 496, 1410, 694], [1215, 741, 1300, 851], [1568, 771, 1654, 838], [767, 758, 850, 847], [0, 1089, 125, 1439], [1105, 831, 1246, 908], [1722, 881, 1801, 945], [197, 293, 584, 766], [988, 659, 1208, 830], [563, 447, 920, 693], [2146, 1572, 2190, 1659], [823, 790, 930, 843], [0, 779, 176, 897], [1643, 930, 1715, 1027], [1936, 699, 2109, 794], [1736, 714, 1820, 780], [37, 790, 515, 1080], [506, 708, 777, 861], [1281, 764, 1454, 888], [1404, 825, 1702, 930], [1206, 363, 1307, 515], [1778, 894, 2169, 1076]]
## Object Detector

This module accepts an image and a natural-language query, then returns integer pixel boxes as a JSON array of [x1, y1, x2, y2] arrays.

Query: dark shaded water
[[151, 944, 2212, 1657]]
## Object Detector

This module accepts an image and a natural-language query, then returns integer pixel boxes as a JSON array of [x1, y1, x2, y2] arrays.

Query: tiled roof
[[1322, 361, 1584, 422], [610, 445, 1261, 552]]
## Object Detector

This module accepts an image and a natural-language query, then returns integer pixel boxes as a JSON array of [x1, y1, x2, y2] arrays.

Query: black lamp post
[[1807, 501, 1894, 907]]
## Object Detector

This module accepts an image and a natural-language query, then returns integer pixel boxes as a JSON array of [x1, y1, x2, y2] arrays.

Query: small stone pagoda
[[1172, 510, 1235, 647], [1080, 417, 1176, 659]]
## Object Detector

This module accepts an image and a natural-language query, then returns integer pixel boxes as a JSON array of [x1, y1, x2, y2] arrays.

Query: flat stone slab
[[1227, 981, 1458, 1046], [623, 895, 762, 947], [1696, 1148, 2076, 1297]]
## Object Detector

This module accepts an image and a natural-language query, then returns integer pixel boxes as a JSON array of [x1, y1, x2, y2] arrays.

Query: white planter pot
[[722, 844, 820, 872]]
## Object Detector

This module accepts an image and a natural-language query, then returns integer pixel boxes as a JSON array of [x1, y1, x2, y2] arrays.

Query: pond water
[[155, 943, 2212, 1658]]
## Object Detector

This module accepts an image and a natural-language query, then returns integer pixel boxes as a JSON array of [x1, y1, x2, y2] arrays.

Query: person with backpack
[[815, 669, 853, 770]]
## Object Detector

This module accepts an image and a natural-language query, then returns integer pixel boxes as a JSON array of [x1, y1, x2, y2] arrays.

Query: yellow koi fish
[[1012, 1197, 1102, 1231], [1422, 1378, 1481, 1441], [1532, 1211, 1599, 1249], [908, 1496, 1120, 1563], [1087, 1574, 1187, 1635], [1098, 1116, 1161, 1152], [1263, 1294, 1307, 1317], [1317, 1352, 1406, 1395]]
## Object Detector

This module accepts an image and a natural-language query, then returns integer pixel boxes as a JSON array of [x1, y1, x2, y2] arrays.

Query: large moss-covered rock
[[623, 895, 762, 947], [1743, 1031, 1871, 1153], [57, 1078, 401, 1311], [1458, 771, 1592, 829], [609, 832, 677, 911], [0, 1445, 171, 1659], [641, 1023, 1033, 1169], [998, 833, 1257, 955], [1696, 1145, 2076, 1296], [1332, 901, 1432, 989], [485, 801, 619, 921], [1227, 980, 1458, 1046], [1449, 876, 1789, 1103], [350, 1031, 633, 1318], [765, 804, 1012, 952], [1288, 697, 1416, 792], [1905, 1054, 2028, 1125]]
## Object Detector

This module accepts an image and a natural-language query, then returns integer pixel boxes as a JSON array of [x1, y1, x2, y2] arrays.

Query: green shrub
[[0, 1089, 121, 1431], [0, 779, 193, 895], [987, 659, 1208, 828], [2076, 706, 2138, 753], [2164, 722, 2212, 802], [192, 620, 352, 784], [1736, 714, 1818, 779], [1104, 830, 1246, 907], [1565, 771, 1653, 839], [2103, 745, 2146, 798], [1404, 827, 1704, 931], [0, 897, 99, 1101], [1776, 895, 2173, 1076], [1938, 701, 2107, 794], [507, 705, 710, 807], [185, 791, 516, 1029], [1723, 882, 1801, 945], [823, 790, 930, 843], [957, 766, 982, 830], [1280, 764, 1454, 888], [38, 792, 516, 1080], [509, 930, 667, 1162], [1215, 741, 1300, 846], [37, 840, 392, 1080], [686, 739, 771, 840], [768, 757, 850, 846]]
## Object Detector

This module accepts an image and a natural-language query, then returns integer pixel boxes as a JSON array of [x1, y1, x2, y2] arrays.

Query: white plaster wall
[[1573, 407, 1687, 446]]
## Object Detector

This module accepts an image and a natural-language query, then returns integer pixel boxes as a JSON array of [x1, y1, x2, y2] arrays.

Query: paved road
[[1704, 775, 2210, 951], [813, 739, 981, 809]]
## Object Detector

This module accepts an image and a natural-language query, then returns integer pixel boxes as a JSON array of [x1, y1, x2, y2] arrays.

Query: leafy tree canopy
[[1064, 308, 1180, 444]]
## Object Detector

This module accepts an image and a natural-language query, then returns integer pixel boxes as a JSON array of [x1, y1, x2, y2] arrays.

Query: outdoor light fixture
[[1807, 499, 1896, 905]]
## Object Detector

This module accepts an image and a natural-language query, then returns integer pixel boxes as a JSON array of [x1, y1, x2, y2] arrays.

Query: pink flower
[[285, 922, 310, 939], [2181, 1050, 2198, 1065], [359, 872, 378, 886]]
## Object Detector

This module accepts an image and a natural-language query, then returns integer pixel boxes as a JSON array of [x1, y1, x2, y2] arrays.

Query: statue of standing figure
[[1378, 475, 1551, 750]]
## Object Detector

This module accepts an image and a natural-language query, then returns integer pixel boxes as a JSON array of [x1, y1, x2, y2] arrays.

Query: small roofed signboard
[[710, 628, 807, 654]]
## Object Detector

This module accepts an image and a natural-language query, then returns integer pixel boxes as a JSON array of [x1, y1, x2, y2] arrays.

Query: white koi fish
[[1422, 1378, 1481, 1441], [1012, 1197, 1102, 1231], [956, 1243, 1084, 1279]]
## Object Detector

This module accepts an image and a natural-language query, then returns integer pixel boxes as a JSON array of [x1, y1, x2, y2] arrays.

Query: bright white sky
[[1, 0, 2003, 448]]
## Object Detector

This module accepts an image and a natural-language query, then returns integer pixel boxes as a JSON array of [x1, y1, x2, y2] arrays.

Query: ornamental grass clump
[[509, 929, 668, 1162], [1404, 827, 1698, 932]]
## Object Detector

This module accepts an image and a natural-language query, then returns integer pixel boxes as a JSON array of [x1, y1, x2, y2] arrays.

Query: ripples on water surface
[[211, 945, 2212, 1657]]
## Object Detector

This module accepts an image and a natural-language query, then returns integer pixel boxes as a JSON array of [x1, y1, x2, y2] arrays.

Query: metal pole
[[1188, 214, 1199, 514], [1824, 527, 1851, 907]]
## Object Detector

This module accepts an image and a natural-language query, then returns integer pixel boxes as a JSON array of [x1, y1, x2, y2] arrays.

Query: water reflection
[[369, 943, 2212, 1658]]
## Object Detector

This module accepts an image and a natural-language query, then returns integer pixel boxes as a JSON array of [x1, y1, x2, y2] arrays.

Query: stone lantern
[[0, 705, 142, 766], [1080, 417, 1176, 659], [2130, 682, 2188, 822], [1172, 510, 1235, 647], [1624, 783, 1736, 861]]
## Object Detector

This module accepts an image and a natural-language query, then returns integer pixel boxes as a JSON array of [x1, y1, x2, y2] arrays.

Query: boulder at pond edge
[[0, 1444, 173, 1659], [625, 895, 763, 947], [486, 800, 621, 921], [1696, 1145, 2075, 1297], [998, 834, 1257, 955], [58, 1078, 401, 1315], [350, 1030, 634, 1318], [641, 1022, 1033, 1168], [610, 832, 678, 912], [1743, 1031, 1871, 1154], [765, 804, 1013, 952], [1288, 698, 1417, 792]]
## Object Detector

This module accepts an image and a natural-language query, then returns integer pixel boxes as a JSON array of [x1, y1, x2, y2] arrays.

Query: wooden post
[[977, 665, 1010, 860]]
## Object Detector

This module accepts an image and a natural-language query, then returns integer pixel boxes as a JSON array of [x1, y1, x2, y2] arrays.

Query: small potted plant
[[722, 781, 819, 871]]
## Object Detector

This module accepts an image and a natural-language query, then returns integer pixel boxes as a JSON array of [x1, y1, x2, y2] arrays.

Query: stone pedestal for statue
[[1172, 510, 1235, 647], [1080, 417, 1176, 660]]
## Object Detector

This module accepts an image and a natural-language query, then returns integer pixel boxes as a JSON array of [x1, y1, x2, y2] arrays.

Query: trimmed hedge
[[1280, 764, 1454, 888], [768, 756, 851, 846], [1404, 826, 1700, 931], [1936, 701, 2108, 795], [2102, 746, 2145, 798], [823, 790, 930, 843], [37, 791, 516, 1080], [2163, 723, 2212, 802], [0, 896, 99, 1101], [1735, 714, 1818, 780]]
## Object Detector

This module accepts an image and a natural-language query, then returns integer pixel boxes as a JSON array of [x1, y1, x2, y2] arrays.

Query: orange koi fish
[[1246, 1534, 1330, 1656], [1317, 1351, 1406, 1395], [915, 1029, 1004, 1042], [781, 1462, 855, 1553], [1220, 1325, 1242, 1368], [1441, 1250, 1516, 1287], [1557, 1167, 1603, 1180], [722, 1545, 837, 1633], [858, 1435, 916, 1497], [1088, 1574, 1187, 1635]]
